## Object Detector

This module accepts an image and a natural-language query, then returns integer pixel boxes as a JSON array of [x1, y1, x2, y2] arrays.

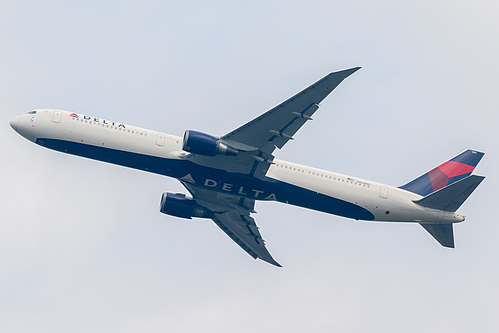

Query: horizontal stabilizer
[[414, 175, 485, 212], [420, 223, 454, 248]]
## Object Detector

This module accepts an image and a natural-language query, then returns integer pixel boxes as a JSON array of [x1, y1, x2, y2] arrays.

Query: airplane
[[10, 67, 485, 267]]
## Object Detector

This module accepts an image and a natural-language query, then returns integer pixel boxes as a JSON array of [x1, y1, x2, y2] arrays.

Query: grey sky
[[1, 1, 498, 332]]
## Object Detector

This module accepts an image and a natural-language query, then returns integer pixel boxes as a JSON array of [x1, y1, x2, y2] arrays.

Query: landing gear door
[[52, 110, 62, 123]]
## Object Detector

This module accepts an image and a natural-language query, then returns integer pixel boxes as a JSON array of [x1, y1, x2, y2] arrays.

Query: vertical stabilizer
[[400, 150, 484, 196]]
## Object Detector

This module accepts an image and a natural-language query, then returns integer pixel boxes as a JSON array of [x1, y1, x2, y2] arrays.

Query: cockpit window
[[27, 111, 37, 114]]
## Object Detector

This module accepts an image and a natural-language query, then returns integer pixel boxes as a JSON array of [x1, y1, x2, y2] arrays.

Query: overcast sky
[[1, 1, 498, 332]]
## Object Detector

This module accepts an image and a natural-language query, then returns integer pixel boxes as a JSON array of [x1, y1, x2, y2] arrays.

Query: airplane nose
[[10, 114, 37, 143], [10, 117, 18, 131]]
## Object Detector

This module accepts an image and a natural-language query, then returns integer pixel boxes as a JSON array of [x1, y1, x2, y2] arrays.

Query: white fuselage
[[10, 109, 465, 224]]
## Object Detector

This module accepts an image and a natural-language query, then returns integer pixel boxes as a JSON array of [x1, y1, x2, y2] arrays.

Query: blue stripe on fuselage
[[36, 138, 374, 221]]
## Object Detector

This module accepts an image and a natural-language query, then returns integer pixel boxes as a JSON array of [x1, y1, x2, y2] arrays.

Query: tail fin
[[399, 149, 484, 196], [402, 150, 485, 248]]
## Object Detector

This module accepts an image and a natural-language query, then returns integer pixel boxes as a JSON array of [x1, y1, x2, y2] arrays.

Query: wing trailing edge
[[212, 212, 281, 267]]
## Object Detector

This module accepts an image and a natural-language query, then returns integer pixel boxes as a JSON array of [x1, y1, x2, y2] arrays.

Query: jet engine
[[182, 130, 237, 156], [159, 192, 211, 219]]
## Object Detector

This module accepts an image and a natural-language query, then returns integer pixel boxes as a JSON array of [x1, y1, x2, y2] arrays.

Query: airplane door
[[52, 110, 62, 123], [379, 185, 389, 199], [156, 133, 165, 146]]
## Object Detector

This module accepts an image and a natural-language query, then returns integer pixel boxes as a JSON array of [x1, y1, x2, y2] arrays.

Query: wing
[[182, 182, 281, 267], [187, 67, 360, 179], [222, 67, 361, 154]]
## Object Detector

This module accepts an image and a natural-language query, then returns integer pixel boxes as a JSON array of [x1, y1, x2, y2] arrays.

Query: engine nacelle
[[182, 130, 237, 156], [159, 192, 211, 219]]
